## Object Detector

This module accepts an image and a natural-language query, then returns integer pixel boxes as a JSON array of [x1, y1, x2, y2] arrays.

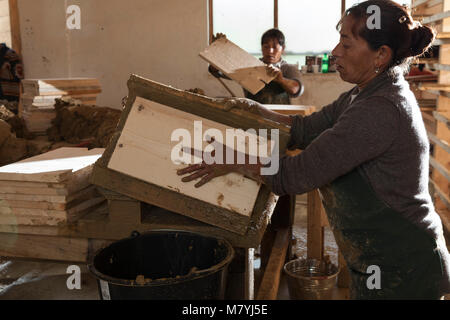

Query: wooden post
[[208, 0, 214, 44], [256, 228, 290, 300], [245, 248, 255, 300], [8, 0, 21, 56], [307, 190, 324, 260], [274, 0, 278, 29]]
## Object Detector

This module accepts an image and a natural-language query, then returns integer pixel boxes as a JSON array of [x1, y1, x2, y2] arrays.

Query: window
[[278, 0, 342, 65], [346, 0, 411, 10], [213, 0, 274, 54], [211, 0, 413, 66]]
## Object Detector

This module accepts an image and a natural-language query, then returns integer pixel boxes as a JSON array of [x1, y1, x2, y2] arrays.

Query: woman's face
[[331, 15, 380, 88], [262, 38, 284, 65]]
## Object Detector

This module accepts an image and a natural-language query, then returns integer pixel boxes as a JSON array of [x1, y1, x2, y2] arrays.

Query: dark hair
[[337, 0, 436, 72], [261, 28, 285, 47]]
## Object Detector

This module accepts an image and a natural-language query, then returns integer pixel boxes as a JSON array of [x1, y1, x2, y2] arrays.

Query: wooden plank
[[199, 37, 276, 95], [264, 104, 316, 116], [107, 97, 261, 219], [0, 233, 111, 262], [0, 165, 93, 196], [428, 132, 450, 153], [434, 111, 450, 129], [430, 179, 450, 209], [0, 197, 105, 218], [92, 75, 290, 236], [245, 248, 255, 300], [8, 0, 21, 56], [0, 148, 103, 183], [21, 78, 101, 96], [0, 185, 99, 203], [0, 185, 100, 210], [423, 10, 450, 24], [208, 0, 213, 44], [307, 190, 324, 260], [0, 200, 105, 226], [430, 156, 450, 182], [413, 0, 440, 7], [256, 227, 289, 300]]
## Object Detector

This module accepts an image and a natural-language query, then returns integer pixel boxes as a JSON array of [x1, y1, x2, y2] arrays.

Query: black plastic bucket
[[88, 230, 234, 300]]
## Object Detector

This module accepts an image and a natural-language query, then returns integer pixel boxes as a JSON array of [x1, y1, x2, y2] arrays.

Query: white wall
[[18, 0, 237, 108], [292, 73, 354, 109], [18, 0, 351, 109]]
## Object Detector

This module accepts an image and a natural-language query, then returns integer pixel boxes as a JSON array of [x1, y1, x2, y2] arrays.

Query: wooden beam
[[342, 0, 346, 15], [245, 248, 255, 300], [430, 179, 450, 209], [274, 0, 278, 29], [434, 111, 450, 129], [430, 156, 450, 182], [0, 233, 111, 262], [307, 190, 324, 260], [422, 10, 450, 24], [209, 0, 213, 45], [256, 227, 289, 300], [428, 132, 450, 153], [8, 0, 21, 57]]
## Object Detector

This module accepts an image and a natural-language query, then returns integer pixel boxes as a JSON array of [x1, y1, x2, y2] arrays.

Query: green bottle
[[322, 53, 329, 73]]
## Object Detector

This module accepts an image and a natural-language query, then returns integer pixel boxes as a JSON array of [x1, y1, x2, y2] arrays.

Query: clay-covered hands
[[177, 138, 264, 188], [212, 33, 227, 42], [222, 98, 262, 114], [266, 64, 283, 82]]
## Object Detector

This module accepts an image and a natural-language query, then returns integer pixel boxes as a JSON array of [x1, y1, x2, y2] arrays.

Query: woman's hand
[[266, 65, 284, 82], [223, 98, 262, 114], [266, 65, 300, 96], [212, 33, 227, 42], [177, 139, 265, 188]]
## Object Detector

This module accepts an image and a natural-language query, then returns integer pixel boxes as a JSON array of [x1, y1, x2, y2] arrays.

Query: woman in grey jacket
[[178, 0, 450, 299]]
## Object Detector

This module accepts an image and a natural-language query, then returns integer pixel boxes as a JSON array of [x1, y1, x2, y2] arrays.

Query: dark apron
[[319, 167, 444, 299]]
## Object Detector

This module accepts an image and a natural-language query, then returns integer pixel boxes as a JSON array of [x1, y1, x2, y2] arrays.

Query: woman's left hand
[[266, 65, 283, 82]]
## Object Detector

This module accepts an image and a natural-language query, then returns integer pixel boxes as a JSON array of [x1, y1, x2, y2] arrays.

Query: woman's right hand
[[212, 33, 227, 42]]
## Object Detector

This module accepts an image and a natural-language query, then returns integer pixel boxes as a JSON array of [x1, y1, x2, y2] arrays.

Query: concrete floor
[[0, 196, 350, 300]]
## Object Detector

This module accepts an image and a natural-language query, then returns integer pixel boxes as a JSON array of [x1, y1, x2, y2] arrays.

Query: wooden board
[[107, 96, 262, 218], [0, 233, 111, 262], [21, 78, 102, 97], [0, 185, 100, 211], [0, 197, 105, 217], [91, 75, 290, 235], [199, 37, 275, 95], [0, 148, 104, 183], [0, 185, 99, 204], [0, 199, 105, 226], [0, 165, 93, 196], [256, 227, 290, 300], [264, 104, 316, 116]]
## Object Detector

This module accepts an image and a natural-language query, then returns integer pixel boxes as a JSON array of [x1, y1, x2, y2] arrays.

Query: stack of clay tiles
[[0, 147, 105, 227], [20, 78, 102, 135]]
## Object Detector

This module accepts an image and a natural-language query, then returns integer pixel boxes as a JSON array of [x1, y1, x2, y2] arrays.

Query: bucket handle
[[130, 230, 140, 238]]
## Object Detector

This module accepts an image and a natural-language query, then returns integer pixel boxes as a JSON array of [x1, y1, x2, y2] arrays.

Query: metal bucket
[[283, 258, 339, 300]]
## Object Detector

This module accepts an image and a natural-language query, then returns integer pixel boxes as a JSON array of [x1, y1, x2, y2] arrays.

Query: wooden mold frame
[[91, 74, 291, 236]]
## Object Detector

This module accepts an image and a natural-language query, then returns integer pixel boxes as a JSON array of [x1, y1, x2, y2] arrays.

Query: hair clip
[[399, 16, 408, 24]]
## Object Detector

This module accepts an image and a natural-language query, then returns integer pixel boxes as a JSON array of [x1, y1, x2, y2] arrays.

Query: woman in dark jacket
[[179, 0, 450, 299]]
